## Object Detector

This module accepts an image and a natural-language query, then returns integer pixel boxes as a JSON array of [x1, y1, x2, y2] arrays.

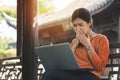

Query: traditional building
[[36, 0, 120, 46]]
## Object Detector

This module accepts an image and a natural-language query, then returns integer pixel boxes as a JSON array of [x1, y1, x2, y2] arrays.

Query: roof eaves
[[37, 0, 114, 28]]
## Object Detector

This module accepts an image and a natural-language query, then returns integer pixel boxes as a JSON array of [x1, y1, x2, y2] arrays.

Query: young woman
[[41, 8, 110, 80]]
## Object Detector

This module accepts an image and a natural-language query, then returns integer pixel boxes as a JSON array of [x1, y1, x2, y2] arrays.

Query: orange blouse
[[71, 34, 110, 77]]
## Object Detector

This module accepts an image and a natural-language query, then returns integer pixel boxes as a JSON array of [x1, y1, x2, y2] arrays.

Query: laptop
[[35, 43, 79, 70]]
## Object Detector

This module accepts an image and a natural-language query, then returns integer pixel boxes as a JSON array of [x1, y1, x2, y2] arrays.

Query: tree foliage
[[0, 6, 16, 19], [0, 37, 13, 50], [0, 37, 15, 59], [38, 0, 55, 15], [0, 0, 55, 19]]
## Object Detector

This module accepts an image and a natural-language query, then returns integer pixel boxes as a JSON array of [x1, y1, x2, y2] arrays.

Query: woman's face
[[72, 18, 92, 35]]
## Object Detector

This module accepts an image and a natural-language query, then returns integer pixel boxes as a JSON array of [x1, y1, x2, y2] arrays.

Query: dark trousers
[[40, 69, 100, 80]]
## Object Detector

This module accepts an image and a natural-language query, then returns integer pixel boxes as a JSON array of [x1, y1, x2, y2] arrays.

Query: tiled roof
[[37, 0, 114, 28]]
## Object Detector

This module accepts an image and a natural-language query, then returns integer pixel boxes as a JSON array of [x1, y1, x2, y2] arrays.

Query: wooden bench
[[100, 43, 120, 80]]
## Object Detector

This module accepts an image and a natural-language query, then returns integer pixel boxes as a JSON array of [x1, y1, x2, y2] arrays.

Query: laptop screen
[[35, 43, 79, 70]]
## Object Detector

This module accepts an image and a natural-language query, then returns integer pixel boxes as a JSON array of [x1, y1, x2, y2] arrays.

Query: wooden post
[[17, 0, 23, 56], [17, 0, 38, 80]]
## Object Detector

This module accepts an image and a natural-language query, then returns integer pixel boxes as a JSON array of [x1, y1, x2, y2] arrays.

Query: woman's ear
[[89, 18, 93, 28], [89, 19, 93, 25]]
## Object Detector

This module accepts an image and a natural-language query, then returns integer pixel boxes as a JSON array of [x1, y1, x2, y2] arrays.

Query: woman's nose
[[75, 28, 79, 32], [76, 26, 80, 30]]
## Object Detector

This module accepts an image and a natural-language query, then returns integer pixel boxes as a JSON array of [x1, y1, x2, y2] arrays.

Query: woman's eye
[[73, 24, 77, 27], [73, 24, 83, 27], [78, 24, 83, 26]]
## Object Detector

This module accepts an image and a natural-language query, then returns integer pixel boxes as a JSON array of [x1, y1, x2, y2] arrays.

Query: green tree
[[0, 37, 13, 50], [0, 0, 55, 18], [0, 37, 15, 59], [38, 0, 55, 15], [0, 6, 16, 19]]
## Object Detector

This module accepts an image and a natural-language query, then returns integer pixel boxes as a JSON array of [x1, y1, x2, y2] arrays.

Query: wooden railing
[[0, 57, 44, 80], [0, 57, 22, 80], [0, 43, 120, 80]]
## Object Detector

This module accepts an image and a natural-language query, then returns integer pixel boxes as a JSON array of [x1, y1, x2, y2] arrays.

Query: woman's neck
[[88, 30, 97, 39]]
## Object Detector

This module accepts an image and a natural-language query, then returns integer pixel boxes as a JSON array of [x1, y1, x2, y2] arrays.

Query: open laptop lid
[[35, 43, 79, 70]]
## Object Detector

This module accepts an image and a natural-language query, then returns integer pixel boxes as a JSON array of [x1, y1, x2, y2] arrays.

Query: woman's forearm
[[71, 38, 79, 52]]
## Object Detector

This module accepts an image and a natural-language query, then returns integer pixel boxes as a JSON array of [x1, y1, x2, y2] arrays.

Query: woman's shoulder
[[93, 33, 108, 40], [92, 33, 109, 44], [92, 34, 109, 50]]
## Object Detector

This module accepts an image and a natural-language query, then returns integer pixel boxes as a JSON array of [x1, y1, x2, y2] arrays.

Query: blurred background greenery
[[0, 37, 16, 58]]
